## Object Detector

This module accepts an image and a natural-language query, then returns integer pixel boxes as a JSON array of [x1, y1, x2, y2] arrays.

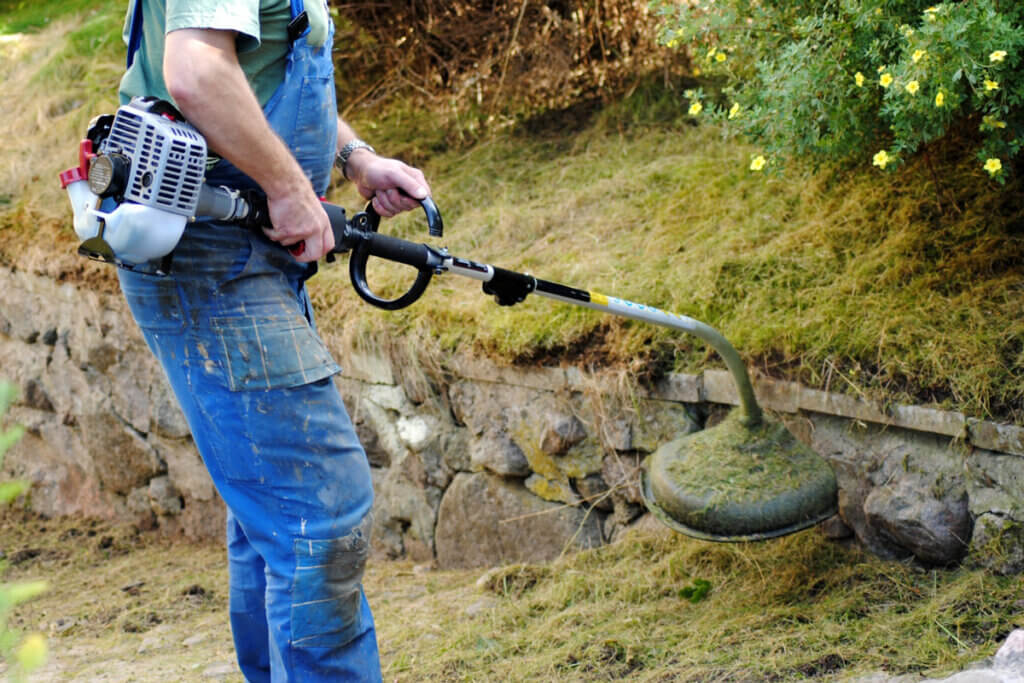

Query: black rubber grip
[[362, 232, 436, 269]]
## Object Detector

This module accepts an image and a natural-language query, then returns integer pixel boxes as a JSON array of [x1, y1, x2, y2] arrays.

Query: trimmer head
[[641, 410, 837, 542]]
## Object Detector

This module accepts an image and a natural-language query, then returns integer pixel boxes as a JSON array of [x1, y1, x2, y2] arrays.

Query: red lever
[[58, 139, 95, 188], [286, 196, 328, 257]]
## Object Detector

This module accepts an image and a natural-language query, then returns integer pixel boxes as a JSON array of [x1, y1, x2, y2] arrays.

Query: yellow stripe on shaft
[[591, 292, 609, 307]]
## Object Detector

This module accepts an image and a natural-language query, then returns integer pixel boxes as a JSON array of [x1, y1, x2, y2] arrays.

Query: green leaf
[[0, 425, 25, 460], [0, 480, 28, 504], [1, 580, 48, 607], [680, 578, 712, 603]]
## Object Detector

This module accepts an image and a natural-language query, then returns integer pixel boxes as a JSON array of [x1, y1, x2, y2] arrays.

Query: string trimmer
[[60, 97, 838, 542]]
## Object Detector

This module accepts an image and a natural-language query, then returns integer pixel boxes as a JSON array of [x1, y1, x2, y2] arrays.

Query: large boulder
[[435, 472, 603, 569], [808, 415, 973, 565]]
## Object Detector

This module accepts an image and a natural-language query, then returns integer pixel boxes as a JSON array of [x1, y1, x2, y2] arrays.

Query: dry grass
[[3, 509, 1020, 682], [368, 526, 1023, 681], [314, 115, 1024, 421], [2, 1, 1022, 423]]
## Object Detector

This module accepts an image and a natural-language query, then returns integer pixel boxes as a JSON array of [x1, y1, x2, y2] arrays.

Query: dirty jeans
[[117, 221, 381, 681]]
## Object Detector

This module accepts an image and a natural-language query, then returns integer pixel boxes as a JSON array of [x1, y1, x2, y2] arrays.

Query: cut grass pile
[[375, 525, 1023, 681], [3, 510, 1021, 681], [1, 1, 1022, 424]]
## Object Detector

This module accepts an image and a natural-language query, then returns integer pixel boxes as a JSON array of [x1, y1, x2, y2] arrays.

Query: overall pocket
[[210, 313, 338, 392]]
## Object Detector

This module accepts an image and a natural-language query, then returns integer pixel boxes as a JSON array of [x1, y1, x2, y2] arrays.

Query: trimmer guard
[[642, 410, 838, 542]]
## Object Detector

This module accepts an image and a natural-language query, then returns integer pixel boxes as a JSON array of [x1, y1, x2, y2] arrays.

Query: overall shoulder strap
[[126, 0, 144, 68]]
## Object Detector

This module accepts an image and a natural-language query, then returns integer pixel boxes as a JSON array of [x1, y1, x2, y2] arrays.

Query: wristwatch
[[335, 139, 375, 180]]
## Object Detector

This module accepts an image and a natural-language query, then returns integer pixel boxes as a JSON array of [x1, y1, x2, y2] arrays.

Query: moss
[[968, 514, 1024, 575], [525, 474, 577, 505]]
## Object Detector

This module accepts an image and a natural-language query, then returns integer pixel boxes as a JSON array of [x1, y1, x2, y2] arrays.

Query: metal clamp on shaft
[[482, 267, 536, 306]]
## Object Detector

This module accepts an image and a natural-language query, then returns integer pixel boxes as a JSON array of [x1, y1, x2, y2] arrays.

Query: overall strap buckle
[[287, 11, 309, 43]]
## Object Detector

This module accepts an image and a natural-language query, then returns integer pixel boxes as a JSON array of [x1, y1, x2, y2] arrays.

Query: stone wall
[[0, 267, 1021, 573]]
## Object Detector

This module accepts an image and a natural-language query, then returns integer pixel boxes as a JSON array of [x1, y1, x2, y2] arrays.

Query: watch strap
[[336, 139, 376, 180]]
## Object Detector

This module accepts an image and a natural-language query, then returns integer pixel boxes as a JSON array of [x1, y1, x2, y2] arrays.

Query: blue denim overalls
[[118, 2, 381, 680]]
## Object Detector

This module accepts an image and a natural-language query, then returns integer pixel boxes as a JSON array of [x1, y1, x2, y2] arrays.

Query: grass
[[1, 5, 1021, 680], [1, 1, 1022, 425], [0, 0, 110, 35], [4, 510, 1020, 681], [315, 107, 1024, 421], [375, 527, 1022, 681]]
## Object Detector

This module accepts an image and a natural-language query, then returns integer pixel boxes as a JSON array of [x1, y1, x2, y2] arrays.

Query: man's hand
[[345, 148, 431, 217], [261, 185, 334, 263]]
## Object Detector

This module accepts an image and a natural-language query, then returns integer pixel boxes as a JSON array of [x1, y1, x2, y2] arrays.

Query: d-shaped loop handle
[[347, 196, 443, 310]]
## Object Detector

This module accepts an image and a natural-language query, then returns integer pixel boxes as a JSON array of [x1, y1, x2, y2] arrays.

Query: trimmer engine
[[60, 97, 208, 266], [89, 98, 206, 216]]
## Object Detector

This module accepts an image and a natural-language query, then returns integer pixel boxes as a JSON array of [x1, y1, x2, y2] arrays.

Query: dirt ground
[[0, 510, 474, 682]]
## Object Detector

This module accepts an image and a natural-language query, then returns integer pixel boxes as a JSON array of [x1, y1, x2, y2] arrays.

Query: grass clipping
[[645, 410, 837, 540]]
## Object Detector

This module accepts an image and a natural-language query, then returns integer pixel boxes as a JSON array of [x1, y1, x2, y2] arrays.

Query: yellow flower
[[906, 80, 920, 95], [728, 102, 741, 119], [16, 634, 48, 672], [989, 50, 1007, 63], [982, 115, 1007, 129], [855, 71, 865, 87], [749, 155, 767, 171], [934, 91, 945, 107], [684, 89, 696, 98], [688, 101, 703, 116], [984, 158, 1002, 176], [878, 65, 887, 73], [912, 49, 926, 63], [924, 6, 939, 21], [715, 52, 727, 63], [984, 79, 999, 91], [902, 26, 915, 38], [692, 66, 702, 76], [879, 73, 893, 88], [873, 150, 893, 169]]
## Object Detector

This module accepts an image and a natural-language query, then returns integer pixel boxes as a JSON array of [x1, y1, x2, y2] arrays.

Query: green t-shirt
[[118, 0, 328, 107]]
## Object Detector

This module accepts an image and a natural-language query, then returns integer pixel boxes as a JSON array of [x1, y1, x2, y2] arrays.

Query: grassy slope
[[318, 103, 1024, 421], [3, 3, 1021, 422]]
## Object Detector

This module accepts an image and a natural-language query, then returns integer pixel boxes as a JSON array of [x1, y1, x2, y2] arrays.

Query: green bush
[[0, 382, 47, 681], [652, 0, 1023, 181]]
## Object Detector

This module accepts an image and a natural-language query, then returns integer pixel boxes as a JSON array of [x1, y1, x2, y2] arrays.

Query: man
[[117, 0, 430, 679]]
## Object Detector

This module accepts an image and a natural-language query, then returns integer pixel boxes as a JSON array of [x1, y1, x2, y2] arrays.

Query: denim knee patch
[[290, 512, 373, 649]]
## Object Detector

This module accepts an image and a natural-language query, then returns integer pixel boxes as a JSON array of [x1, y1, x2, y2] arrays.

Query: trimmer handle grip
[[361, 194, 444, 238], [229, 187, 443, 311]]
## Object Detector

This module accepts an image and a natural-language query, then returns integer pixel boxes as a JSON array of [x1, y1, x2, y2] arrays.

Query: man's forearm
[[164, 29, 312, 201], [336, 117, 358, 156]]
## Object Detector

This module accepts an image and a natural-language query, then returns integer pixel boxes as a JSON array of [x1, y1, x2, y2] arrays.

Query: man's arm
[[163, 28, 333, 261]]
